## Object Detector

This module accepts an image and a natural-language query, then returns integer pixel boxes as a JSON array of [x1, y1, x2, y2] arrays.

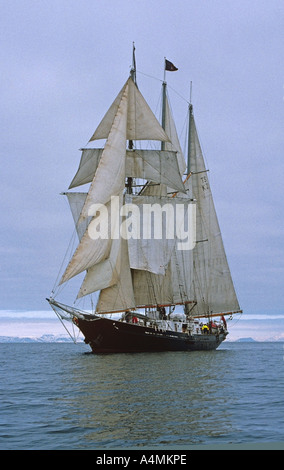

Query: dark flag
[[165, 59, 178, 71]]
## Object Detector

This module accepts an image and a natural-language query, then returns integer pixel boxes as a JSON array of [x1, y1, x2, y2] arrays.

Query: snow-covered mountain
[[0, 334, 84, 343]]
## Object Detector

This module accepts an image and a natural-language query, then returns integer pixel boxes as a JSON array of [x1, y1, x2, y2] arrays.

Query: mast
[[162, 58, 194, 317], [130, 41, 137, 86], [187, 81, 193, 175], [161, 57, 178, 147], [127, 42, 137, 193], [161, 81, 167, 151]]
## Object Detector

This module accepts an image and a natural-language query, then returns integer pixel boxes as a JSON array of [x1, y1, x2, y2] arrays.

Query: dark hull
[[76, 316, 226, 353]]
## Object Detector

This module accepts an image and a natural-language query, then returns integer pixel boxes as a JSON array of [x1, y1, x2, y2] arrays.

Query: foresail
[[189, 116, 240, 315]]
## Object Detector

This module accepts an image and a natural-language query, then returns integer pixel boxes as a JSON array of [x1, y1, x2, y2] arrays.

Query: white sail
[[125, 194, 194, 275], [127, 192, 194, 306], [69, 149, 103, 189], [69, 149, 185, 193], [139, 89, 187, 197], [77, 252, 119, 298], [89, 77, 169, 142], [131, 268, 172, 307], [59, 197, 114, 284], [77, 84, 129, 224], [77, 197, 122, 298], [65, 192, 88, 240], [77, 234, 123, 299], [126, 194, 175, 275], [170, 244, 193, 304], [189, 116, 240, 315], [96, 238, 136, 313], [65, 192, 117, 293], [128, 150, 185, 192]]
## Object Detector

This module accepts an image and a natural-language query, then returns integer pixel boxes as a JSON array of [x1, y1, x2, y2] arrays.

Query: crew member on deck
[[202, 324, 210, 334]]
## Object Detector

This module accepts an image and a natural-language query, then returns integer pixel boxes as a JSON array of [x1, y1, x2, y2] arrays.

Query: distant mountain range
[[0, 334, 84, 343], [235, 337, 256, 342]]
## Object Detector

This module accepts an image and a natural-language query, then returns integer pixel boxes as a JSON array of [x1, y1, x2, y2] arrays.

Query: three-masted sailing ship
[[47, 55, 242, 353]]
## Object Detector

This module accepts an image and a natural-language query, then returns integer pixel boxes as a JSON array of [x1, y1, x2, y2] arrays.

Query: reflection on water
[[62, 350, 237, 448]]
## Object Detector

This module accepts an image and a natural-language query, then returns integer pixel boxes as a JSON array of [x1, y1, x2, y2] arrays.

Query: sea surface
[[0, 342, 283, 450]]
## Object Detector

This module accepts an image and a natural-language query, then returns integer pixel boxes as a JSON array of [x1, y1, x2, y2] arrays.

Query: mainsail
[[187, 113, 241, 316]]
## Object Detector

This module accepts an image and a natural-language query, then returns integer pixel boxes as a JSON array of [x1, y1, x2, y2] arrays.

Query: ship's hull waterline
[[75, 316, 226, 353]]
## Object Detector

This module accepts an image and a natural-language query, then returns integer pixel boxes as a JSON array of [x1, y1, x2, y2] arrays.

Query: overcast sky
[[1, 0, 284, 330]]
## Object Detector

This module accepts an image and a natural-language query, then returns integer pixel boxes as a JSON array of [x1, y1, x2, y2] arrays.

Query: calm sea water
[[0, 342, 283, 450]]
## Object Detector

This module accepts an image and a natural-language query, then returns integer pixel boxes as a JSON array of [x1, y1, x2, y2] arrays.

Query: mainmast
[[161, 58, 167, 150], [161, 80, 167, 151], [161, 58, 178, 148]]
